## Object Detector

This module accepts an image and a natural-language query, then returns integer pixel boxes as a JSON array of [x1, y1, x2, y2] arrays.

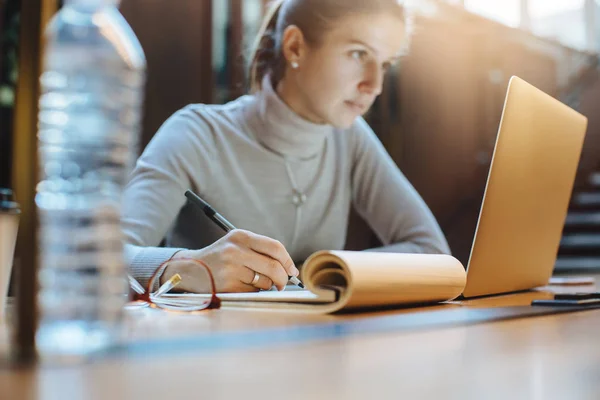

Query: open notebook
[[152, 251, 467, 314]]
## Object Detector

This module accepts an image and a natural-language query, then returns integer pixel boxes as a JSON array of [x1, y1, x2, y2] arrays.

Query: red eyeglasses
[[130, 258, 221, 312]]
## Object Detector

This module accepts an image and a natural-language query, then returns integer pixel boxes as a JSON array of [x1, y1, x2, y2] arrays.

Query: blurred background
[[2, 0, 600, 272]]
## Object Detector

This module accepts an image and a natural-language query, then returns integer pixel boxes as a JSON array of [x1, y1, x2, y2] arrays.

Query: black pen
[[184, 189, 304, 289]]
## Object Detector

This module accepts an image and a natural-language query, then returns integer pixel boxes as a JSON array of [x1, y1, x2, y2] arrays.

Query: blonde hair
[[248, 0, 411, 93]]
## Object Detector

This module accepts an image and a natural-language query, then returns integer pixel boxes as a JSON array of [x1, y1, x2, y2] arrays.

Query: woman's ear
[[281, 25, 307, 67]]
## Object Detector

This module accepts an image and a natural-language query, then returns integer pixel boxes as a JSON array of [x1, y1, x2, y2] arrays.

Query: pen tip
[[288, 275, 304, 289]]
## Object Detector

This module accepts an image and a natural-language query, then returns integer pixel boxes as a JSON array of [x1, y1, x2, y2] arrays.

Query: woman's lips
[[345, 100, 368, 113]]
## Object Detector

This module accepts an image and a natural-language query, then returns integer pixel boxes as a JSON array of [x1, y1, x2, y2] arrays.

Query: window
[[461, 0, 594, 51], [464, 0, 522, 27]]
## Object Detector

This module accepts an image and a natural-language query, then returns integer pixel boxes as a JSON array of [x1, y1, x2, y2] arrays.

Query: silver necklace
[[281, 140, 329, 248]]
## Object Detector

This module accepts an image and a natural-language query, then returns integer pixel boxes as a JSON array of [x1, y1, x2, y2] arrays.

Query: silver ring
[[250, 272, 260, 286]]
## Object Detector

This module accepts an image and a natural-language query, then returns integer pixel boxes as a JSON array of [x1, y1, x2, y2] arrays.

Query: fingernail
[[292, 266, 300, 276]]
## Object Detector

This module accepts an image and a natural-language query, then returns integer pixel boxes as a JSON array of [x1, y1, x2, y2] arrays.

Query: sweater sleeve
[[349, 118, 451, 255], [122, 106, 216, 289]]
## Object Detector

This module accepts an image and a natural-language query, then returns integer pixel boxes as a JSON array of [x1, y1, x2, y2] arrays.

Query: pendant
[[291, 189, 307, 207]]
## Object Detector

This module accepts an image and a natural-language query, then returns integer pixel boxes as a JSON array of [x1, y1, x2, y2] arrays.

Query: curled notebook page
[[153, 250, 467, 314]]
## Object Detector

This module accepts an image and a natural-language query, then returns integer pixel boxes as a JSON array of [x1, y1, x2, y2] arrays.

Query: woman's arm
[[121, 106, 299, 293], [122, 106, 216, 289], [349, 118, 451, 255]]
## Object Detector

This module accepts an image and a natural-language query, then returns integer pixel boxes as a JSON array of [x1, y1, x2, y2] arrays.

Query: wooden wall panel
[[119, 0, 214, 152], [381, 19, 481, 263], [11, 0, 58, 363], [396, 20, 480, 221], [226, 0, 245, 100]]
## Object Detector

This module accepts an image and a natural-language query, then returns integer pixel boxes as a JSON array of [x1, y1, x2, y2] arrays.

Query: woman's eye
[[350, 50, 368, 61]]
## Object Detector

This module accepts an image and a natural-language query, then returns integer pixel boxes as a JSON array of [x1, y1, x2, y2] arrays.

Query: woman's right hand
[[159, 229, 299, 293]]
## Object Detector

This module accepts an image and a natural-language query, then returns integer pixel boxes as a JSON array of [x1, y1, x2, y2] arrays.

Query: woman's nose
[[360, 63, 384, 96]]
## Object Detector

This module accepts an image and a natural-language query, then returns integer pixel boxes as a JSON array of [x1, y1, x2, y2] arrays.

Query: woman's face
[[283, 12, 407, 129]]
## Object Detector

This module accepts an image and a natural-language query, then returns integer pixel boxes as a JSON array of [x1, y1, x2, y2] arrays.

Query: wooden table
[[1, 277, 600, 400]]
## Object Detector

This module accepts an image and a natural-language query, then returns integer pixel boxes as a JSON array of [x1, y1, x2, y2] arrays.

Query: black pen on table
[[184, 189, 304, 289]]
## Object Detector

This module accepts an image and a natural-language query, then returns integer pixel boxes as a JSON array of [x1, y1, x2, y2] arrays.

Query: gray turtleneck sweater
[[123, 77, 451, 288]]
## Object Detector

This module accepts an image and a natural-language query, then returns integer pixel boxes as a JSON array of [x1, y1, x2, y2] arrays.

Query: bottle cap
[[64, 0, 120, 9]]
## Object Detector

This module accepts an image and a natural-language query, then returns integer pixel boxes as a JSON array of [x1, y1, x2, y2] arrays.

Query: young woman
[[122, 0, 451, 294]]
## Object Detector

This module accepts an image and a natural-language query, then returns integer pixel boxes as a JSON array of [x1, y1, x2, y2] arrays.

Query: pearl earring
[[291, 61, 299, 69]]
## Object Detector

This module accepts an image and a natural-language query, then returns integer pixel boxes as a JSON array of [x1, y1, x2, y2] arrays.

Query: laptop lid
[[461, 76, 588, 298]]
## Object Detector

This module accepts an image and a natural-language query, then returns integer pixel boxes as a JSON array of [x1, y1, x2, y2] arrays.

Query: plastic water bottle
[[35, 0, 145, 359]]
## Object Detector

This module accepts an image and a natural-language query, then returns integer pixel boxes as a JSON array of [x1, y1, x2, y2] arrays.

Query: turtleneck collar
[[244, 75, 333, 159]]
